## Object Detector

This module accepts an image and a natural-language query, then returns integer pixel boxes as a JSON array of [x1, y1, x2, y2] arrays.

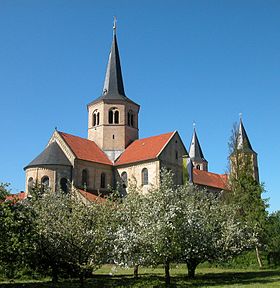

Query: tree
[[0, 187, 34, 278], [31, 188, 112, 286], [227, 123, 268, 268], [265, 211, 280, 266], [145, 169, 182, 286], [177, 183, 255, 278], [112, 180, 151, 278], [0, 182, 10, 200]]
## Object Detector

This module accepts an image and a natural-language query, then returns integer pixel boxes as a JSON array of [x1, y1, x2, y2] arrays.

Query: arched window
[[121, 172, 128, 188], [131, 114, 134, 127], [41, 176, 49, 192], [196, 165, 200, 170], [82, 169, 88, 188], [93, 113, 96, 126], [100, 173, 106, 189], [60, 178, 68, 193], [108, 110, 113, 124], [141, 168, 148, 185], [93, 110, 99, 126], [108, 108, 119, 124], [127, 112, 130, 126], [114, 110, 119, 124], [175, 150, 178, 160], [28, 177, 34, 193], [127, 110, 134, 127]]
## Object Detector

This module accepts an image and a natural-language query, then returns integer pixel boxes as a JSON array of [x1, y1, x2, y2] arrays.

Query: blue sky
[[0, 0, 279, 212]]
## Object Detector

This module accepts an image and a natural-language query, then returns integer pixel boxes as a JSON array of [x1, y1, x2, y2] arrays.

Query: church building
[[24, 22, 259, 201]]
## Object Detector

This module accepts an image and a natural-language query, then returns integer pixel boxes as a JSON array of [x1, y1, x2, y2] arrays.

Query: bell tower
[[230, 118, 259, 182], [87, 18, 140, 161]]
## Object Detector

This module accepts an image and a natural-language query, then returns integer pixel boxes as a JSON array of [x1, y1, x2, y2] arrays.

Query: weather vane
[[193, 121, 196, 130], [113, 16, 117, 34]]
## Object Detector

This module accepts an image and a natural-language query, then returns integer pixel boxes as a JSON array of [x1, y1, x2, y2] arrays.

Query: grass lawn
[[0, 265, 279, 287]]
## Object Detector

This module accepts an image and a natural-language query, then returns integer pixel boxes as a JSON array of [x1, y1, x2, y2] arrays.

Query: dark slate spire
[[101, 17, 126, 99], [237, 119, 255, 153], [189, 128, 207, 162], [88, 18, 139, 107], [24, 142, 72, 169]]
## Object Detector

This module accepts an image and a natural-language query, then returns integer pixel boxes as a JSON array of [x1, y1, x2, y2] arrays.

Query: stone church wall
[[73, 159, 113, 192], [158, 132, 187, 185], [25, 165, 72, 193], [116, 160, 160, 194]]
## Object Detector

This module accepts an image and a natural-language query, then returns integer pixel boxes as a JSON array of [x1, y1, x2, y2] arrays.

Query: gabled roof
[[25, 141, 72, 169], [5, 192, 27, 202], [78, 189, 106, 203], [237, 120, 255, 153], [115, 132, 175, 166], [59, 132, 112, 165], [193, 169, 228, 190], [189, 129, 207, 163]]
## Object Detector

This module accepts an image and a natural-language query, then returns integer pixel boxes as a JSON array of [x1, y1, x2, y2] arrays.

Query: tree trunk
[[134, 264, 139, 278], [51, 264, 58, 284], [256, 246, 263, 268], [79, 271, 85, 288], [186, 259, 198, 279], [164, 260, 171, 287]]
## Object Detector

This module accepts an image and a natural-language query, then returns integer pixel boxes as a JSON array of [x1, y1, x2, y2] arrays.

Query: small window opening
[[82, 169, 88, 188], [131, 114, 134, 127], [127, 112, 130, 126], [114, 110, 119, 124], [100, 173, 106, 189], [109, 110, 113, 124], [141, 168, 148, 186], [28, 177, 34, 193], [121, 172, 128, 188], [41, 176, 49, 192], [60, 178, 68, 193]]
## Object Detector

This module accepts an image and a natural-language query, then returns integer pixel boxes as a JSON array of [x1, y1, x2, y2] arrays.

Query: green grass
[[0, 265, 279, 287]]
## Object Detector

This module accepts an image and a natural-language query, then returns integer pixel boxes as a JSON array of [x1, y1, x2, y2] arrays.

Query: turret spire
[[189, 126, 208, 171], [237, 118, 255, 153]]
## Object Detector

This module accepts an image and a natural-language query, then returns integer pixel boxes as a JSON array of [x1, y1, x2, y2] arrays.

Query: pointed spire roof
[[237, 119, 255, 153], [89, 18, 139, 107], [189, 128, 207, 163]]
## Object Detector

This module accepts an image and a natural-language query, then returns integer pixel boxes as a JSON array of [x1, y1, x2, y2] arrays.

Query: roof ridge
[[193, 168, 227, 177]]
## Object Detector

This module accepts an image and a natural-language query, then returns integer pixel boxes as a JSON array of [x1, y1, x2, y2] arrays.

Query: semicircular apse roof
[[24, 141, 72, 169]]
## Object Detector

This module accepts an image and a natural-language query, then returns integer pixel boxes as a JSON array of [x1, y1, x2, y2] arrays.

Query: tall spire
[[237, 119, 255, 153], [101, 16, 126, 99], [189, 128, 206, 163]]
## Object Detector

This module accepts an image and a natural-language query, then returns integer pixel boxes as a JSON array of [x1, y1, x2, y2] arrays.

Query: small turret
[[189, 126, 208, 171], [234, 119, 259, 182]]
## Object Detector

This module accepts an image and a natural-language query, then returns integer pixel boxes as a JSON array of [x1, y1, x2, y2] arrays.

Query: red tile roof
[[59, 132, 112, 165], [78, 189, 106, 203], [193, 169, 228, 190], [5, 192, 27, 202], [115, 132, 175, 166]]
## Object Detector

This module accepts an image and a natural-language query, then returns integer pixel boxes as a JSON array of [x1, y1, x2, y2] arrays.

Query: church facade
[[24, 24, 259, 201]]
